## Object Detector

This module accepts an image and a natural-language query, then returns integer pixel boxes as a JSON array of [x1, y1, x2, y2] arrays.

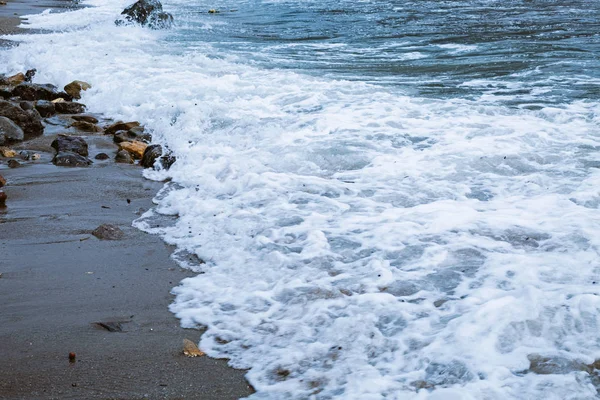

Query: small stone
[[6, 73, 26, 86], [71, 120, 102, 132], [54, 101, 86, 114], [0, 190, 6, 206], [69, 352, 76, 363], [0, 174, 5, 187], [141, 144, 162, 168], [7, 159, 20, 168], [31, 153, 40, 160], [64, 80, 91, 100], [19, 101, 34, 111], [72, 115, 99, 124], [119, 140, 147, 159], [0, 147, 17, 157], [104, 121, 141, 136], [183, 338, 205, 357], [51, 134, 89, 156], [92, 224, 124, 240], [115, 149, 134, 164], [35, 100, 56, 117], [94, 153, 110, 160], [0, 116, 25, 144], [19, 150, 30, 160], [52, 152, 92, 167], [51, 98, 66, 103]]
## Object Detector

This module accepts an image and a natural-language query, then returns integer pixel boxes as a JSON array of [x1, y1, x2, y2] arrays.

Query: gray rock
[[35, 100, 56, 117], [51, 134, 89, 157], [117, 0, 173, 29], [19, 101, 34, 111], [115, 149, 134, 164], [94, 153, 110, 160], [92, 224, 124, 240], [0, 100, 44, 139], [140, 144, 162, 168], [52, 151, 92, 167], [54, 101, 86, 114], [0, 116, 25, 144]]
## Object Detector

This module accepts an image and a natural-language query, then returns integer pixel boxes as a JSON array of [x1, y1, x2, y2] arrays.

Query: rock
[[31, 153, 40, 160], [71, 120, 102, 132], [7, 159, 20, 168], [6, 73, 26, 86], [12, 83, 60, 101], [118, 140, 147, 159], [0, 174, 5, 187], [0, 100, 44, 139], [117, 0, 174, 29], [94, 153, 109, 160], [141, 144, 162, 168], [0, 190, 6, 206], [115, 149, 134, 164], [54, 101, 86, 114], [0, 86, 12, 99], [19, 150, 31, 160], [92, 224, 124, 240], [528, 354, 587, 375], [19, 101, 34, 111], [183, 339, 205, 357], [35, 100, 56, 117], [25, 69, 36, 82], [114, 128, 151, 144], [72, 115, 98, 124], [64, 80, 91, 100], [53, 152, 92, 167], [160, 153, 176, 170], [51, 98, 66, 103], [0, 147, 17, 157], [0, 116, 25, 144], [104, 121, 140, 136], [51, 134, 89, 156], [93, 321, 123, 332]]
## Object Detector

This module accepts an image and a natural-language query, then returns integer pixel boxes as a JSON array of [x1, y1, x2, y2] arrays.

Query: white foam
[[3, 2, 600, 399]]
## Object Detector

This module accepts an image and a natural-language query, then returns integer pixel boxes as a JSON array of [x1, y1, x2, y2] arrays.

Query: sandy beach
[[0, 2, 253, 399]]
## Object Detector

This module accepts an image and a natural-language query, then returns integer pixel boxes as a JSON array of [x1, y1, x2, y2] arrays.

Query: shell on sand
[[183, 338, 205, 357]]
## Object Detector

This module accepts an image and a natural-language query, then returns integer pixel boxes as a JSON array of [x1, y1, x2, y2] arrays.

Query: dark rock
[[117, 0, 174, 29], [93, 321, 123, 332], [19, 150, 31, 160], [64, 80, 91, 100], [51, 134, 89, 156], [54, 101, 86, 114], [0, 100, 44, 139], [0, 86, 12, 99], [0, 174, 5, 187], [94, 153, 110, 160], [141, 144, 162, 168], [0, 190, 6, 206], [114, 128, 151, 144], [19, 101, 34, 111], [71, 120, 102, 132], [92, 224, 124, 240], [7, 159, 20, 168], [24, 69, 36, 82], [53, 151, 92, 167], [160, 154, 176, 170], [35, 100, 56, 117], [72, 115, 98, 124], [104, 121, 140, 135], [115, 149, 134, 164], [0, 116, 25, 144], [12, 83, 60, 101]]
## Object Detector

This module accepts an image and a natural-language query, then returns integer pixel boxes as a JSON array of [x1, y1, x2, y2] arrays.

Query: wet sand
[[0, 3, 254, 400]]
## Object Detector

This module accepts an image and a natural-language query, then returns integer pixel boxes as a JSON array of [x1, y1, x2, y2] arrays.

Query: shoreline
[[0, 2, 254, 399]]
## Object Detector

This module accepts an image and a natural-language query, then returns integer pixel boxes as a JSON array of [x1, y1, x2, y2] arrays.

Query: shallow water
[[2, 0, 600, 398]]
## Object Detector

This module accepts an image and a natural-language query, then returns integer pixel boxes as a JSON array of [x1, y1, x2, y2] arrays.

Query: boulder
[[19, 101, 34, 111], [114, 127, 151, 144], [51, 134, 89, 156], [0, 116, 25, 144], [71, 120, 102, 132], [94, 153, 110, 160], [35, 100, 56, 117], [117, 0, 173, 29], [54, 101, 86, 114], [92, 224, 124, 240], [104, 121, 140, 135], [118, 140, 147, 159], [0, 100, 44, 139], [64, 80, 91, 100], [6, 73, 26, 86], [72, 115, 98, 124], [115, 149, 134, 164], [53, 151, 92, 167], [12, 83, 60, 101], [140, 144, 162, 168]]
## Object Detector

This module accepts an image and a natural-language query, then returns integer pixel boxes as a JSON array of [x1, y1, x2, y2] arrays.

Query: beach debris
[[51, 134, 89, 156], [183, 338, 205, 357], [119, 140, 147, 159], [6, 73, 26, 86], [0, 147, 17, 157], [35, 100, 56, 117], [54, 101, 86, 114], [68, 352, 76, 363], [115, 149, 134, 164], [114, 126, 151, 144], [0, 100, 44, 139], [0, 116, 25, 144], [7, 159, 20, 168], [117, 0, 174, 29], [71, 120, 102, 132], [64, 80, 91, 100], [0, 190, 6, 206], [104, 121, 140, 135], [52, 152, 93, 167], [13, 83, 61, 101], [72, 115, 99, 124], [0, 174, 5, 187], [93, 321, 124, 332], [92, 223, 125, 240], [95, 153, 110, 160]]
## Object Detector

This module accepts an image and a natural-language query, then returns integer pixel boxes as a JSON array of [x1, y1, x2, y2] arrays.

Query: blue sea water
[[2, 0, 600, 398]]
